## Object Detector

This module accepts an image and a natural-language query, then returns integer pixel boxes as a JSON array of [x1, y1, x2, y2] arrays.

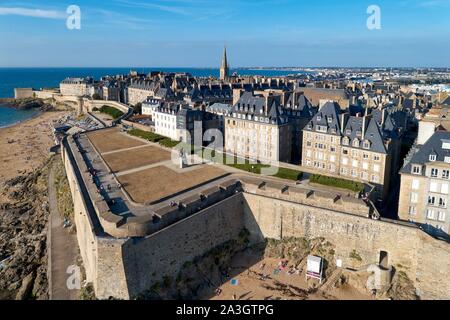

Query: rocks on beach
[[0, 164, 51, 300]]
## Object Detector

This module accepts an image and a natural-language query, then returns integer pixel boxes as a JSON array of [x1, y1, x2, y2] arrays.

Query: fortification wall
[[121, 193, 246, 298], [61, 139, 98, 285], [62, 133, 449, 300], [243, 193, 450, 300]]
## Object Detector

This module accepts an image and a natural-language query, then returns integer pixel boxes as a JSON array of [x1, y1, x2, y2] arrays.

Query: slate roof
[[304, 101, 342, 135], [231, 92, 288, 125], [304, 102, 392, 154], [401, 131, 450, 174]]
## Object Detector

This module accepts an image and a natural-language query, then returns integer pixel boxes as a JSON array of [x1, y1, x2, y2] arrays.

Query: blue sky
[[0, 0, 449, 67]]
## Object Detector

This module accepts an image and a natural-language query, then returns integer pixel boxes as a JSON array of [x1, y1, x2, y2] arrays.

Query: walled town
[[2, 48, 450, 301]]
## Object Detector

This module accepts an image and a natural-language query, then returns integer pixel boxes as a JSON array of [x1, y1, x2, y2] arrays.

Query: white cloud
[[0, 7, 66, 19]]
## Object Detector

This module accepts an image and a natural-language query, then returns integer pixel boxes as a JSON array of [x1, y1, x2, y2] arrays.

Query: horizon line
[[1, 66, 450, 69]]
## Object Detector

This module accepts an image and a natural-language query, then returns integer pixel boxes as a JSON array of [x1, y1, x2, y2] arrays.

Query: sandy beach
[[0, 111, 68, 193]]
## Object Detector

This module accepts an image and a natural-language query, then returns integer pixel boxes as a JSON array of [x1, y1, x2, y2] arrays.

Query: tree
[[134, 102, 142, 114]]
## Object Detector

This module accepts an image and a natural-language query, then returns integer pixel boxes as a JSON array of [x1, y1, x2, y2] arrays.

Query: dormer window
[[353, 139, 359, 147], [346, 129, 351, 135], [317, 115, 322, 121], [412, 165, 421, 175], [363, 141, 371, 149], [327, 116, 333, 123], [430, 154, 437, 162], [342, 137, 349, 146]]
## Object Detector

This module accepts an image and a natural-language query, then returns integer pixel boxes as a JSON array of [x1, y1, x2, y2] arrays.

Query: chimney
[[362, 115, 367, 137], [340, 113, 346, 131]]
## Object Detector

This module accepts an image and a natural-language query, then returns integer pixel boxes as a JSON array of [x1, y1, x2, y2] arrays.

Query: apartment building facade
[[224, 92, 297, 163], [398, 131, 450, 237], [301, 102, 400, 199], [60, 77, 92, 96]]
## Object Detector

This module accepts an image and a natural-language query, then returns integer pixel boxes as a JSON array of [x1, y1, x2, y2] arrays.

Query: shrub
[[310, 174, 364, 193]]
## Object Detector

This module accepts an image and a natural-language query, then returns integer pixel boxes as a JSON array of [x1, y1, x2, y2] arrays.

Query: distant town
[[4, 47, 450, 301]]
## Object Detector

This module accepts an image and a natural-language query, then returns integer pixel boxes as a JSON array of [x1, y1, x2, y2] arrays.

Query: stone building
[[127, 79, 160, 106], [224, 91, 314, 163], [399, 130, 450, 238], [60, 77, 92, 96], [301, 102, 402, 200], [141, 97, 161, 118], [153, 103, 203, 143]]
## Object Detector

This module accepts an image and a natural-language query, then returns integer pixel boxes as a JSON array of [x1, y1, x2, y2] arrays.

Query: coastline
[[0, 110, 69, 187], [0, 106, 42, 130]]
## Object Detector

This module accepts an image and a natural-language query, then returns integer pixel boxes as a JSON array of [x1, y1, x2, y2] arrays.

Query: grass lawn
[[310, 174, 364, 193]]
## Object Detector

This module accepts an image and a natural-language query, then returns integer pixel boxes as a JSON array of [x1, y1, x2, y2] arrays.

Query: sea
[[0, 67, 305, 128]]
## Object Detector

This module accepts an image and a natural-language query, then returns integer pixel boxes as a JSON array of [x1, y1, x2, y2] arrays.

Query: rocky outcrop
[[0, 98, 54, 111], [0, 161, 51, 300]]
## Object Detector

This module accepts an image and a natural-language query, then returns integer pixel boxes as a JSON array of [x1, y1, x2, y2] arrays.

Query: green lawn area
[[95, 105, 124, 119], [309, 174, 364, 193], [128, 128, 180, 149]]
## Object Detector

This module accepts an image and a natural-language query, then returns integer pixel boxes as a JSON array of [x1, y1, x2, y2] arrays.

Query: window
[[412, 166, 421, 175], [371, 175, 379, 183], [374, 155, 381, 161], [342, 138, 349, 146], [442, 184, 449, 194], [412, 179, 420, 190], [438, 211, 446, 222], [330, 155, 336, 163], [427, 209, 436, 220], [363, 162, 369, 170], [409, 206, 417, 216], [431, 168, 439, 178], [363, 141, 370, 149], [330, 147, 336, 153], [410, 193, 418, 204], [373, 165, 380, 173], [363, 153, 369, 159], [428, 196, 436, 205], [443, 170, 450, 179], [429, 154, 437, 162], [342, 158, 349, 165], [353, 139, 359, 147], [439, 197, 447, 208], [353, 160, 359, 168], [343, 149, 349, 155]]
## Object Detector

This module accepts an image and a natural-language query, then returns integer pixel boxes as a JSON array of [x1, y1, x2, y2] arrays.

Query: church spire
[[220, 46, 229, 80]]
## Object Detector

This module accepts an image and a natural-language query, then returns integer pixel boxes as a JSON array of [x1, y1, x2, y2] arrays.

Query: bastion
[[61, 128, 450, 300]]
